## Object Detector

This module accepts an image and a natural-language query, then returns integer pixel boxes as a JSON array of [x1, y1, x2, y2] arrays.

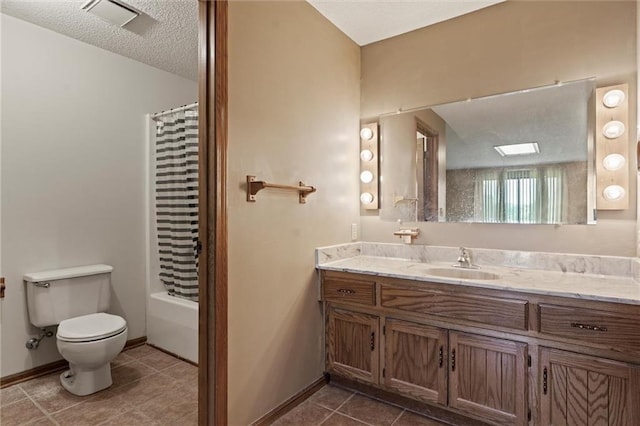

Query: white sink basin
[[425, 267, 499, 281]]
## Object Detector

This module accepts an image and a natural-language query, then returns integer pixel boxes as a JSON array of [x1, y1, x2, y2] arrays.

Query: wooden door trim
[[198, 0, 228, 424]]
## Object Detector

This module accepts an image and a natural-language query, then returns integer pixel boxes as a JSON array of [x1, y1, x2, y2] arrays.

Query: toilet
[[24, 264, 128, 396]]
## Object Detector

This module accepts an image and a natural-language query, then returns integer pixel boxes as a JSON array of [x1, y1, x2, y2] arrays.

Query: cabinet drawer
[[381, 285, 528, 330], [323, 277, 375, 306], [539, 304, 640, 353]]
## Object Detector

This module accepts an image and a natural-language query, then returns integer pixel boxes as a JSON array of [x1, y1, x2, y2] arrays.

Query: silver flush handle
[[33, 282, 50, 288]]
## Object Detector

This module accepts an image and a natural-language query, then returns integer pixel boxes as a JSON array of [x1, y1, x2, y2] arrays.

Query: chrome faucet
[[454, 247, 473, 269]]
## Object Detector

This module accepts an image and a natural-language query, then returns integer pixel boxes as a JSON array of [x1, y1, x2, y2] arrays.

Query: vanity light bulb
[[603, 121, 625, 139], [360, 127, 374, 140], [603, 185, 625, 201], [360, 170, 374, 184], [602, 153, 625, 171], [602, 89, 625, 108], [360, 192, 374, 204], [360, 149, 374, 162]]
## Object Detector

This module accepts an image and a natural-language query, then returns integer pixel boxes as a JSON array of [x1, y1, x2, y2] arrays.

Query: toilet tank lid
[[24, 264, 113, 283]]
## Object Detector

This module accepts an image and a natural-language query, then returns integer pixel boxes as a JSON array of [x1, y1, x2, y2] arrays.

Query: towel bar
[[246, 175, 316, 204]]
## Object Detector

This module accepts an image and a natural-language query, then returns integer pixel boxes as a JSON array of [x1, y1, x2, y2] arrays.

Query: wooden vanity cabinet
[[320, 270, 640, 426], [449, 331, 528, 425], [384, 321, 528, 424], [539, 348, 640, 426], [384, 319, 448, 406], [327, 307, 379, 384]]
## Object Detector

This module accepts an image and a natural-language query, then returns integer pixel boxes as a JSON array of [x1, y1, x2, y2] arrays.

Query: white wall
[[1, 14, 197, 377]]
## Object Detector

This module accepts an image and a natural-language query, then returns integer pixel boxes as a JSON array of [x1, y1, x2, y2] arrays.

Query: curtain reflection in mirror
[[446, 163, 584, 224]]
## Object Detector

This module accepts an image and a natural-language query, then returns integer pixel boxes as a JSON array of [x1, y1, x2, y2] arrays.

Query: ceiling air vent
[[81, 0, 140, 27]]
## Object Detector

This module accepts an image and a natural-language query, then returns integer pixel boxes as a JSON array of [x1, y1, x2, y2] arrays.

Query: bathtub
[[147, 292, 198, 363]]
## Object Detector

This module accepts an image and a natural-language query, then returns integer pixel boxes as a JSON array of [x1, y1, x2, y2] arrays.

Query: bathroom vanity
[[316, 243, 640, 426]]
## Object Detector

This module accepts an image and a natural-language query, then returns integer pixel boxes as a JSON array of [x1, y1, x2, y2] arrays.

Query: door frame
[[198, 0, 228, 424]]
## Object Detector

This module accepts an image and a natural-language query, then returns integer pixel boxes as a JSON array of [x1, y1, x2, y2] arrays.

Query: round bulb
[[360, 192, 374, 204], [360, 149, 374, 162], [360, 127, 374, 140], [603, 121, 625, 139], [602, 153, 625, 171], [360, 170, 374, 183], [603, 185, 625, 201], [603, 89, 625, 108]]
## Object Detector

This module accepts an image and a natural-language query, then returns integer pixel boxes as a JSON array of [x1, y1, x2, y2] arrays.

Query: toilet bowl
[[56, 312, 128, 396], [24, 264, 128, 396]]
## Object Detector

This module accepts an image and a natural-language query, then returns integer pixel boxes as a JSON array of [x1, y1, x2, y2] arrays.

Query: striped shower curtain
[[154, 108, 199, 301]]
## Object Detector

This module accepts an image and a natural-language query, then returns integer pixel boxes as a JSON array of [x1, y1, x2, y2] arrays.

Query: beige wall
[[360, 1, 638, 256], [227, 2, 360, 424], [1, 15, 197, 376]]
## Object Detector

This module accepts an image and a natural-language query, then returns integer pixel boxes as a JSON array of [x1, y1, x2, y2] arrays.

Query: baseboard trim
[[124, 336, 147, 350], [251, 375, 328, 426], [146, 343, 198, 367], [330, 375, 491, 426], [1, 336, 147, 388]]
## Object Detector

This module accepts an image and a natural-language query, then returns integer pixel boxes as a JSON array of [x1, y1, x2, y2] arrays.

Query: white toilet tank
[[24, 264, 113, 328]]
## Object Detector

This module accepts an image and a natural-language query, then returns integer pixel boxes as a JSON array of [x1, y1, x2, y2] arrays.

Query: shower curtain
[[154, 107, 199, 301]]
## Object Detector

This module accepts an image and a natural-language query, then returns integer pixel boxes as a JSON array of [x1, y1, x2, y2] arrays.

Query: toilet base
[[60, 363, 112, 396]]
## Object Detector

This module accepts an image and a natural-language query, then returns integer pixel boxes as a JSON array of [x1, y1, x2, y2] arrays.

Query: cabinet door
[[384, 319, 447, 406], [327, 307, 379, 384], [540, 348, 640, 426], [449, 331, 528, 425]]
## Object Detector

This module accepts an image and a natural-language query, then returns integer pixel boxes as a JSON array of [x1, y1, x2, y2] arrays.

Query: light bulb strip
[[360, 123, 379, 209], [595, 83, 629, 210]]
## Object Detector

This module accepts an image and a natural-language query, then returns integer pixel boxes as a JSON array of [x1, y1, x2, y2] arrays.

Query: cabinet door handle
[[370, 332, 375, 351], [438, 346, 443, 368], [337, 288, 355, 295], [543, 367, 548, 395], [451, 349, 456, 372], [571, 322, 607, 332]]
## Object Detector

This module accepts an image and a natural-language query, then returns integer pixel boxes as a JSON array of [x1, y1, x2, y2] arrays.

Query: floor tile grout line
[[7, 346, 192, 425], [41, 414, 62, 426], [1, 384, 30, 407], [329, 391, 378, 426], [317, 410, 373, 426], [316, 390, 356, 426], [331, 391, 355, 414], [389, 409, 406, 426], [335, 412, 375, 426], [19, 386, 54, 423]]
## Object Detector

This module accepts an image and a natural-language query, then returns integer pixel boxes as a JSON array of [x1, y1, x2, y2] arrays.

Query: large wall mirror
[[378, 78, 597, 225]]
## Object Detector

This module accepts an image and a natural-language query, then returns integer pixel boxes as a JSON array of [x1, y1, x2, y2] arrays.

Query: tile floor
[[0, 344, 197, 426], [2, 345, 449, 426], [273, 385, 449, 426]]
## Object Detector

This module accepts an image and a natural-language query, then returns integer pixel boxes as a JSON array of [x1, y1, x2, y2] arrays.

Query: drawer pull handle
[[370, 332, 375, 351], [438, 346, 443, 368], [451, 349, 456, 372], [571, 322, 608, 332], [337, 288, 355, 295], [543, 367, 548, 395]]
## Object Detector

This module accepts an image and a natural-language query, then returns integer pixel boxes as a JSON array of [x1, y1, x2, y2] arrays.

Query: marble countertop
[[317, 253, 640, 306]]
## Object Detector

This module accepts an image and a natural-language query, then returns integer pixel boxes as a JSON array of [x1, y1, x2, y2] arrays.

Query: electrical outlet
[[351, 223, 358, 241]]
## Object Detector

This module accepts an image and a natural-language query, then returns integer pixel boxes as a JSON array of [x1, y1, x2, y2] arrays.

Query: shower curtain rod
[[151, 102, 198, 120]]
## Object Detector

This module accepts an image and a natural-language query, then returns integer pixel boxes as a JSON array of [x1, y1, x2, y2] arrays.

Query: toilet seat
[[57, 313, 127, 343]]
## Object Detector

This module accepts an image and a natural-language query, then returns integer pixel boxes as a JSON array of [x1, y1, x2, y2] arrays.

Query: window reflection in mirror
[[380, 78, 596, 225]]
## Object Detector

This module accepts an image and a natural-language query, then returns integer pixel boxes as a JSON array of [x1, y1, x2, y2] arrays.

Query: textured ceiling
[[1, 0, 198, 81], [2, 1, 505, 80], [436, 80, 594, 169], [306, 0, 504, 46]]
